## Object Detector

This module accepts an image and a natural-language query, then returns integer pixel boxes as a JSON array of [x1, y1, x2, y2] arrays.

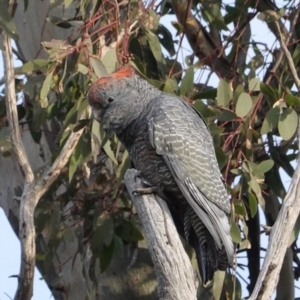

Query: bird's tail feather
[[184, 206, 229, 284]]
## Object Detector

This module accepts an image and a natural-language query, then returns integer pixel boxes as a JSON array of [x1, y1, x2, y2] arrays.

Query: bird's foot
[[132, 186, 159, 196], [133, 170, 158, 195], [134, 171, 153, 187]]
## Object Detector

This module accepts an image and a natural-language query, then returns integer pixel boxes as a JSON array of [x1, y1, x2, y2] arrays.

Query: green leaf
[[77, 63, 89, 75], [256, 159, 274, 174], [157, 24, 175, 56], [230, 221, 241, 243], [261, 107, 280, 135], [68, 151, 80, 182], [234, 203, 246, 216], [171, 21, 184, 35], [248, 193, 258, 218], [278, 108, 298, 140], [163, 77, 177, 94], [103, 139, 118, 165], [89, 57, 108, 77], [284, 94, 300, 106], [115, 220, 144, 242], [40, 72, 53, 108], [73, 119, 90, 132], [99, 239, 115, 273], [92, 119, 102, 144], [180, 67, 194, 95], [116, 150, 130, 187], [146, 29, 163, 62], [193, 100, 217, 118], [0, 0, 18, 39], [102, 49, 117, 74], [213, 270, 225, 300], [193, 88, 217, 100], [249, 78, 260, 91], [64, 0, 73, 8], [214, 146, 227, 169], [92, 213, 114, 252], [230, 168, 243, 175], [202, 2, 227, 30], [236, 92, 253, 117], [257, 10, 281, 23], [260, 82, 277, 100], [217, 79, 232, 107], [218, 110, 236, 122], [249, 174, 264, 206], [20, 59, 49, 74]]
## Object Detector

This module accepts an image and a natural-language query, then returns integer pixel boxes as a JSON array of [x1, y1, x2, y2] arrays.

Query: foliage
[[1, 0, 300, 299]]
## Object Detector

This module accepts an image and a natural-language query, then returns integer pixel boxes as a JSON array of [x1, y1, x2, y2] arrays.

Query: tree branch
[[274, 19, 300, 91], [2, 33, 34, 183], [248, 119, 300, 300], [124, 169, 197, 300], [2, 32, 86, 300], [171, 0, 233, 79]]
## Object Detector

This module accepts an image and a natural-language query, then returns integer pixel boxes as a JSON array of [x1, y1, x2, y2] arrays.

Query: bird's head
[[88, 66, 154, 135]]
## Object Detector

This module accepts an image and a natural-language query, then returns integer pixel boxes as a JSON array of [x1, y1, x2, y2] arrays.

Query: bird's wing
[[147, 94, 233, 262]]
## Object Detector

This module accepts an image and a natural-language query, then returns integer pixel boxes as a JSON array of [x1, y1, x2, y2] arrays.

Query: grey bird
[[88, 66, 234, 284]]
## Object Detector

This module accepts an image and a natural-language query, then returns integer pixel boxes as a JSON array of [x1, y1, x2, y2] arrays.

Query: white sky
[[0, 1, 297, 299]]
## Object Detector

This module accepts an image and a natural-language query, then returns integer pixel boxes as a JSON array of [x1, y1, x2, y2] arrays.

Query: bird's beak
[[92, 107, 104, 122]]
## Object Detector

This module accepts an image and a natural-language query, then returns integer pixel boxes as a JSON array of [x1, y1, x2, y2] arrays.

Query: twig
[[248, 118, 300, 300], [274, 18, 300, 91], [124, 169, 198, 300]]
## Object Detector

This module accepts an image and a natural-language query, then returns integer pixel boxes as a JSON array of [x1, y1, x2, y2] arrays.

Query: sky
[[0, 1, 297, 299]]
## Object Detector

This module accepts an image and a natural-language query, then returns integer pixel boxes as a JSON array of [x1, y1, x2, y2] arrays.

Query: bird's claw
[[132, 187, 158, 196]]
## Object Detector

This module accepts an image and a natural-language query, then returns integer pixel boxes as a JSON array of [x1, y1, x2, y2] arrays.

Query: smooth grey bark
[[124, 168, 198, 300]]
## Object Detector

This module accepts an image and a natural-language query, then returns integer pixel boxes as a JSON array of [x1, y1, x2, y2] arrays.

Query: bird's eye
[[108, 96, 115, 103]]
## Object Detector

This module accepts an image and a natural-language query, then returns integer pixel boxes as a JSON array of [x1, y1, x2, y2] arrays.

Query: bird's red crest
[[93, 66, 135, 86], [112, 66, 136, 79]]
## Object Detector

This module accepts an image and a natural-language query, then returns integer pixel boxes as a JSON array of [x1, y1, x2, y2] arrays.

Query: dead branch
[[124, 168, 198, 300], [248, 120, 300, 300]]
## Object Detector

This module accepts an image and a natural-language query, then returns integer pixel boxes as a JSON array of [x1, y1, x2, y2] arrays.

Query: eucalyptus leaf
[[230, 221, 241, 243], [180, 67, 194, 95], [89, 57, 108, 77], [260, 82, 277, 100], [284, 94, 300, 106], [261, 107, 280, 135], [248, 193, 258, 218], [0, 0, 18, 39], [236, 92, 253, 117], [217, 79, 232, 107], [278, 108, 298, 140], [40, 72, 53, 108], [249, 78, 260, 91]]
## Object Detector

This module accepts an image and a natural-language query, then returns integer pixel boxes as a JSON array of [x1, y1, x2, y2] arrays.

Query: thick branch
[[124, 169, 197, 300], [14, 124, 84, 300], [248, 120, 300, 300], [2, 33, 34, 183], [2, 33, 85, 299], [171, 0, 233, 79]]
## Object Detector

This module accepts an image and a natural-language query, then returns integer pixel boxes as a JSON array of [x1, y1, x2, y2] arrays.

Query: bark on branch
[[248, 120, 300, 300], [124, 169, 197, 300], [2, 33, 85, 300]]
